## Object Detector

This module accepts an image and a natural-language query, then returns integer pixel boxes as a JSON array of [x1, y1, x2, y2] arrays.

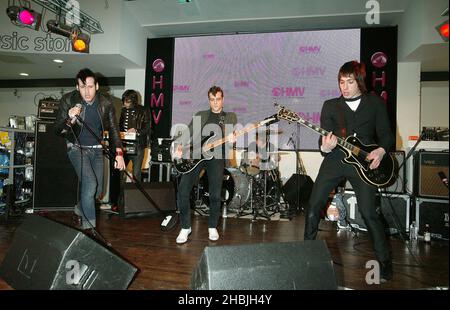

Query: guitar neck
[[293, 117, 360, 155], [206, 119, 273, 151]]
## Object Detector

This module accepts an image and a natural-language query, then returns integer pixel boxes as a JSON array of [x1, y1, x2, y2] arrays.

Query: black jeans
[[177, 159, 224, 229], [304, 152, 391, 263]]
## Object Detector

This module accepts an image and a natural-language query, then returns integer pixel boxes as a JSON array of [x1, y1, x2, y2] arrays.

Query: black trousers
[[304, 152, 391, 263], [177, 159, 224, 229]]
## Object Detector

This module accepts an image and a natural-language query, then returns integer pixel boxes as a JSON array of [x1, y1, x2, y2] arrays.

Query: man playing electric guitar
[[172, 86, 237, 244], [304, 61, 394, 282]]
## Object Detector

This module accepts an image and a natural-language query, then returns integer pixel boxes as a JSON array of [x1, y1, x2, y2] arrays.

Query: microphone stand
[[75, 115, 178, 231], [398, 131, 424, 172]]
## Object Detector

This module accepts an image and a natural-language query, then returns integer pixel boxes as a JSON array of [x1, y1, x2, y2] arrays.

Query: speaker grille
[[415, 152, 449, 199], [119, 182, 176, 217], [0, 215, 137, 289], [33, 120, 78, 210], [191, 240, 337, 290]]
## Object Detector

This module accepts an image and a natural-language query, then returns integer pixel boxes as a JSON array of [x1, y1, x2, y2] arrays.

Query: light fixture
[[53, 59, 64, 63], [19, 73, 29, 76], [6, 5, 42, 31], [436, 19, 449, 42], [47, 20, 90, 53], [72, 32, 90, 53]]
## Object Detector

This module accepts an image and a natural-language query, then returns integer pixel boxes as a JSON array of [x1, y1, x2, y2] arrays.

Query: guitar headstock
[[276, 106, 300, 123]]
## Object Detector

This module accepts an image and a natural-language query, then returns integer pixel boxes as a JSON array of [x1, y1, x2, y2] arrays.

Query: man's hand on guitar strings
[[367, 147, 386, 170], [321, 131, 337, 153]]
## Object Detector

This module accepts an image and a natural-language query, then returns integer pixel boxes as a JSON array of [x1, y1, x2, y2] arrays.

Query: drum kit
[[190, 150, 289, 220]]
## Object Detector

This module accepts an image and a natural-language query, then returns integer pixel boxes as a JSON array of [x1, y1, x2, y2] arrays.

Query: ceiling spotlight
[[436, 19, 449, 42], [6, 5, 42, 31], [53, 59, 64, 63], [47, 20, 90, 53], [72, 32, 90, 53], [19, 73, 29, 76]]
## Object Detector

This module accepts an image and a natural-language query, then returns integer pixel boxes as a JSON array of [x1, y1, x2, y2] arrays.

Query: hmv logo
[[298, 46, 321, 54], [272, 87, 305, 97], [173, 85, 190, 92], [292, 66, 326, 78]]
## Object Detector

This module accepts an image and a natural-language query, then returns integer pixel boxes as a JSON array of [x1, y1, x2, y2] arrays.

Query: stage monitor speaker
[[190, 240, 337, 290], [414, 151, 449, 199], [345, 151, 405, 193], [33, 120, 78, 210], [0, 215, 137, 289], [282, 173, 314, 210], [119, 181, 176, 218]]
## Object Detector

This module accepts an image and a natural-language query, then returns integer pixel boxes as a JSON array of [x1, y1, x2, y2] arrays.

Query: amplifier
[[415, 198, 449, 240], [37, 99, 60, 120], [414, 151, 449, 199], [341, 191, 410, 234]]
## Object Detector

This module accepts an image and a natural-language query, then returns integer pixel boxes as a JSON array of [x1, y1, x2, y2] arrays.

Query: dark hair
[[122, 89, 139, 106], [208, 85, 224, 98], [76, 68, 98, 85], [338, 61, 367, 93]]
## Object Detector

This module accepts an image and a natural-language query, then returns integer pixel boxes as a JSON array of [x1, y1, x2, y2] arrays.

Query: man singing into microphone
[[55, 68, 126, 232]]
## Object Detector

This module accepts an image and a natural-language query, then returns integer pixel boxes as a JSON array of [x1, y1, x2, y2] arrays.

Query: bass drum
[[223, 168, 251, 210], [194, 168, 251, 211]]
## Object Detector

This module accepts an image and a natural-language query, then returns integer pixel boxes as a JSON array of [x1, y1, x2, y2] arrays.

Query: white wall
[[396, 62, 421, 150], [420, 81, 449, 128], [398, 0, 448, 60], [124, 69, 146, 103]]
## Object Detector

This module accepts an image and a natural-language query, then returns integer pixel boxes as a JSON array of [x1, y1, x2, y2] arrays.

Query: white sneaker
[[176, 228, 191, 244], [208, 228, 219, 241]]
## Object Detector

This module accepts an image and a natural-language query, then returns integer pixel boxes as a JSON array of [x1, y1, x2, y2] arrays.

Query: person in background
[[110, 89, 151, 211]]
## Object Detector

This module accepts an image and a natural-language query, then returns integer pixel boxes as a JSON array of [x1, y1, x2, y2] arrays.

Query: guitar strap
[[219, 111, 226, 135], [337, 100, 347, 138]]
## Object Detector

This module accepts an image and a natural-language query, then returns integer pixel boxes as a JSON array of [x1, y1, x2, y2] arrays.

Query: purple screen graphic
[[173, 29, 360, 150]]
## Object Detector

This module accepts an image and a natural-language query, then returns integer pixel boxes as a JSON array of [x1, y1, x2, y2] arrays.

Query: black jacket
[[319, 93, 394, 158], [54, 90, 123, 149], [119, 105, 151, 147]]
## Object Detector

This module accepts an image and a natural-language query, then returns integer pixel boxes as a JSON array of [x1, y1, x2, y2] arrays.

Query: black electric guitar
[[276, 106, 396, 187], [172, 115, 279, 174]]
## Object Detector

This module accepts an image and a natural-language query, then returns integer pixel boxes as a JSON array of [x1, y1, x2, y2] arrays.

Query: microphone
[[67, 103, 83, 126], [438, 171, 448, 188]]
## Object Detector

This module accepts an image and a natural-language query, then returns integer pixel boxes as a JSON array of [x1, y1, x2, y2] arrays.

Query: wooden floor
[[0, 208, 448, 290]]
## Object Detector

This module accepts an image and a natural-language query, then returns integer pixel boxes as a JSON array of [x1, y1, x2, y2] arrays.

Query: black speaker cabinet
[[118, 182, 176, 218], [414, 151, 449, 199], [33, 120, 78, 210], [346, 151, 405, 193], [191, 240, 337, 290], [282, 173, 314, 210], [415, 198, 449, 240], [342, 191, 410, 233], [0, 215, 137, 289]]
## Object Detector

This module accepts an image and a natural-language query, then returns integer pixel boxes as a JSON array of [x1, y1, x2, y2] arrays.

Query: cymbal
[[268, 151, 291, 155]]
